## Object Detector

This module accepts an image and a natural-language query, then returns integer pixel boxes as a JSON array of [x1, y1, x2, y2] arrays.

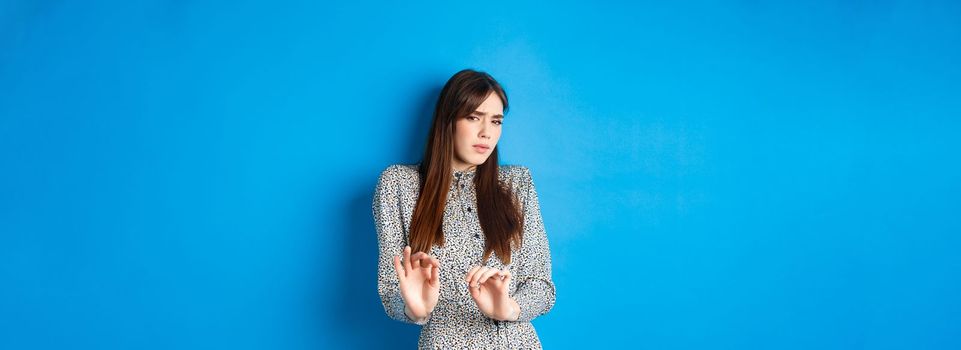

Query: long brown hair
[[408, 69, 524, 264]]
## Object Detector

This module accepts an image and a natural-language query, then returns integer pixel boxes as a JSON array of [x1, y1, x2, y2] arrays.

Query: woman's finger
[[414, 252, 435, 270], [393, 255, 406, 280], [465, 266, 481, 284], [468, 267, 487, 288], [419, 253, 435, 268], [468, 279, 480, 298], [477, 268, 500, 286], [411, 252, 425, 269], [469, 267, 491, 288], [430, 263, 439, 286], [489, 269, 510, 287], [402, 246, 412, 272]]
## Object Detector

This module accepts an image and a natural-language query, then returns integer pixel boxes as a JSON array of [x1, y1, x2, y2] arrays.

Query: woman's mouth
[[473, 144, 490, 153]]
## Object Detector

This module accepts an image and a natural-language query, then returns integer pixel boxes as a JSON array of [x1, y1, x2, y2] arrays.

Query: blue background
[[2, 1, 959, 349]]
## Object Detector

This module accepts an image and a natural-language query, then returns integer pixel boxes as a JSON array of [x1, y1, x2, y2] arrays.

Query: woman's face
[[452, 92, 504, 171]]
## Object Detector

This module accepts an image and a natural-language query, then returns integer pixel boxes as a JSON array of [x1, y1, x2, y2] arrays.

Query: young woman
[[372, 69, 556, 348]]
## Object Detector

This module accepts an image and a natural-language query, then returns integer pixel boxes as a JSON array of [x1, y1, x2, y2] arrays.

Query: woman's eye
[[493, 120, 503, 125]]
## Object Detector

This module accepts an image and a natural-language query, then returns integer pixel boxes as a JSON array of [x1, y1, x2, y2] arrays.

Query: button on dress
[[372, 164, 556, 349]]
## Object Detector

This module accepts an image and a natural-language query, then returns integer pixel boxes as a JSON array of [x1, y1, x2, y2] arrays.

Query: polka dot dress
[[372, 164, 556, 349]]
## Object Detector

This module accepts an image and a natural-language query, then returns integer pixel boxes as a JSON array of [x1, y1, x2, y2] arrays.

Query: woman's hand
[[393, 246, 440, 321], [465, 266, 520, 321]]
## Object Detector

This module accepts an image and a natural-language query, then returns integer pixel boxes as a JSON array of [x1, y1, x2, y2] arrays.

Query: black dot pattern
[[373, 164, 556, 349]]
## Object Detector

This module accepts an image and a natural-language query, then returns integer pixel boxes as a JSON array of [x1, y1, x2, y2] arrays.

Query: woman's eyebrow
[[471, 111, 505, 118]]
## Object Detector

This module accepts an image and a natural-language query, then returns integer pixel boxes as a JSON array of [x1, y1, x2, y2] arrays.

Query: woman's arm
[[373, 165, 431, 325], [510, 166, 558, 322]]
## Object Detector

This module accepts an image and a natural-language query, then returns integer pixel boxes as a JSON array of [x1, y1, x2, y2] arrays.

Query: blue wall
[[2, 1, 959, 349]]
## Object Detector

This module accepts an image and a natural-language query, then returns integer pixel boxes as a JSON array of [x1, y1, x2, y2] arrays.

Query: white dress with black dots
[[372, 164, 556, 349]]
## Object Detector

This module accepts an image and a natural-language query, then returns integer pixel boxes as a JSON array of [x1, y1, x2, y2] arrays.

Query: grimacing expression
[[452, 92, 504, 170]]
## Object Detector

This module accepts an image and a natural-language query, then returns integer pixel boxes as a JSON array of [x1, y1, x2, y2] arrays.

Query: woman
[[372, 68, 556, 349]]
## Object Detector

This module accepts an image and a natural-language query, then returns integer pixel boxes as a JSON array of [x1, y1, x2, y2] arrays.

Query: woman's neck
[[451, 161, 477, 172]]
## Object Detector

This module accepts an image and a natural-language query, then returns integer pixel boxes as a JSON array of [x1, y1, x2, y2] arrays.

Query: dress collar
[[452, 165, 477, 180]]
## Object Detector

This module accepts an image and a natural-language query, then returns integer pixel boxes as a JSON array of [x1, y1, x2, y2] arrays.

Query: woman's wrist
[[405, 304, 431, 325], [491, 298, 520, 321], [507, 299, 520, 321]]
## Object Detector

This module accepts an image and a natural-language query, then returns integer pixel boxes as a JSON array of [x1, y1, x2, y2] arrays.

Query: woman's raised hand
[[393, 245, 440, 321], [465, 266, 519, 321]]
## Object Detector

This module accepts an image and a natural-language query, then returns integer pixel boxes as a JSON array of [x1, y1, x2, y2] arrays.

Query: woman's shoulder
[[377, 163, 532, 184], [377, 163, 420, 184], [498, 164, 529, 177], [498, 164, 534, 188], [381, 163, 419, 173]]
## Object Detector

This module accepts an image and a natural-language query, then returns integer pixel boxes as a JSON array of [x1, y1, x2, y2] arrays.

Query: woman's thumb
[[430, 265, 439, 286]]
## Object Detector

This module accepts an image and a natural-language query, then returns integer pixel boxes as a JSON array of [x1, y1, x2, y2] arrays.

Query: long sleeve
[[510, 167, 557, 322], [372, 165, 430, 325]]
